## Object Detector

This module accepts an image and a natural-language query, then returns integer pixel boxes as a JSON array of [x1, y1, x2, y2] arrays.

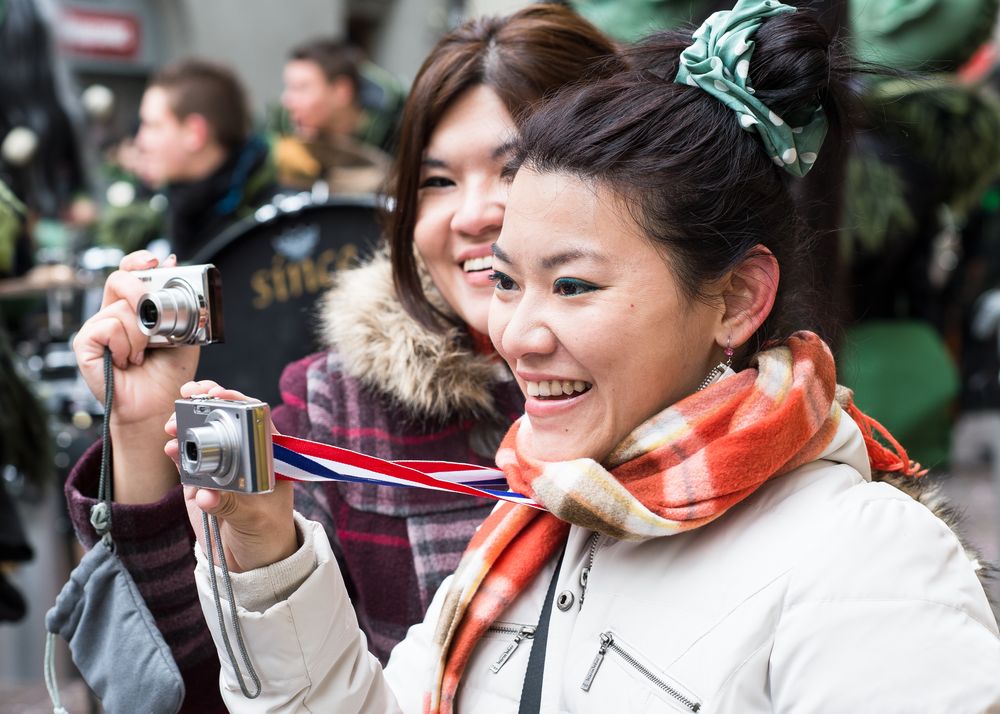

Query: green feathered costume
[[841, 0, 1000, 467]]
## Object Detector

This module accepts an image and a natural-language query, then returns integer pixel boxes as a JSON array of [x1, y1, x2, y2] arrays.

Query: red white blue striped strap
[[273, 434, 541, 509]]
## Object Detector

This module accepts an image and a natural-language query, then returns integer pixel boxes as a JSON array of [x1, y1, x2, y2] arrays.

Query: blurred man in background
[[133, 59, 277, 260], [275, 38, 392, 194]]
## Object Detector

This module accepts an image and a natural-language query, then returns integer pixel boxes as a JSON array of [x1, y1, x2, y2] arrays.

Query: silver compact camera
[[175, 396, 274, 493], [135, 264, 224, 346]]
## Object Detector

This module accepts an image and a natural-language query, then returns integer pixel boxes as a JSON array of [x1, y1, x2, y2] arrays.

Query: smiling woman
[[489, 174, 722, 462]]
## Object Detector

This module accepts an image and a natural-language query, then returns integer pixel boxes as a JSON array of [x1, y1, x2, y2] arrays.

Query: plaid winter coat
[[64, 252, 524, 713]]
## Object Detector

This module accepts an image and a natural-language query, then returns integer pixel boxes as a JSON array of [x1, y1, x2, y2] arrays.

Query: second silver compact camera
[[175, 396, 274, 494], [135, 264, 224, 346]]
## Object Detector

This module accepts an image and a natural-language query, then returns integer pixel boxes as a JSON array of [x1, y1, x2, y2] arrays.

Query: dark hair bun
[[748, 11, 839, 128]]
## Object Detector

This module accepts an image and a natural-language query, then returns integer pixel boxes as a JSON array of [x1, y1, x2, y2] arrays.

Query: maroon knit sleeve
[[64, 441, 226, 713]]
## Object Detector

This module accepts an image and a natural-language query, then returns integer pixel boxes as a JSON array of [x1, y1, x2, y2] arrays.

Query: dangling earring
[[697, 336, 734, 392]]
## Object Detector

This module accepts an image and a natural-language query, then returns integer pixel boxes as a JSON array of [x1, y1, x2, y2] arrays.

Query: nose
[[450, 175, 505, 238], [135, 123, 152, 150], [494, 291, 557, 363]]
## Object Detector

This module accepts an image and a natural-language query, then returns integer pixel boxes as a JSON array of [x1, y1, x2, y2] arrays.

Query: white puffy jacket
[[195, 414, 1000, 713]]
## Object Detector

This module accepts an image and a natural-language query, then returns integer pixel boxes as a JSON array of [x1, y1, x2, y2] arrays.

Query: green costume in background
[[841, 0, 1000, 467], [571, 0, 717, 42]]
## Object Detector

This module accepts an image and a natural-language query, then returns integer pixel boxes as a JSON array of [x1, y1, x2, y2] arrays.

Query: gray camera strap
[[202, 511, 261, 698]]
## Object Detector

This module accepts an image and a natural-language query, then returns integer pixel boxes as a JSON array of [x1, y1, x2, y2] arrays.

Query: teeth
[[525, 380, 592, 398], [462, 255, 494, 272]]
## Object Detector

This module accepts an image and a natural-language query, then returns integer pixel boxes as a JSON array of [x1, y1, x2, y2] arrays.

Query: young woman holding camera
[[179, 1, 1000, 711], [67, 5, 622, 710]]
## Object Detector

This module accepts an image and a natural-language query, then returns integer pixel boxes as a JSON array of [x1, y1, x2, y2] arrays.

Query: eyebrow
[[421, 157, 447, 169], [492, 244, 609, 270], [422, 143, 512, 170]]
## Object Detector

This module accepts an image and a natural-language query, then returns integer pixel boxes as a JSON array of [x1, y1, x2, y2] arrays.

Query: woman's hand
[[72, 250, 201, 503], [168, 381, 298, 573], [73, 250, 199, 428]]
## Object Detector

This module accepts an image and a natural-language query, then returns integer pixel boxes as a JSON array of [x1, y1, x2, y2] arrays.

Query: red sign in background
[[57, 6, 142, 60]]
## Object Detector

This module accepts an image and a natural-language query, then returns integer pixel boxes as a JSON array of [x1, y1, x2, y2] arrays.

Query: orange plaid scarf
[[424, 331, 921, 712]]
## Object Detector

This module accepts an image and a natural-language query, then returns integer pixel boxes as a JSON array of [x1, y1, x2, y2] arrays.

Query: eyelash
[[488, 271, 516, 291], [488, 271, 600, 297], [553, 278, 599, 296], [419, 176, 453, 189]]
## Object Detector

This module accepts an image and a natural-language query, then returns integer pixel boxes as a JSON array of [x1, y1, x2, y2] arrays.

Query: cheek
[[487, 299, 508, 354], [413, 200, 450, 261]]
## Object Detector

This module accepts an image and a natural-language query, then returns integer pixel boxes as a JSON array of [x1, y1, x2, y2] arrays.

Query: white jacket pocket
[[581, 629, 703, 713]]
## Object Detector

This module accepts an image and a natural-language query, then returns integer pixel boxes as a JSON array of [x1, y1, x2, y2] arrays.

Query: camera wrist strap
[[202, 512, 261, 699], [271, 434, 543, 509]]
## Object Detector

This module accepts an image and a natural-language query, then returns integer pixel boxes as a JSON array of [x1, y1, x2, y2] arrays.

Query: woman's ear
[[717, 245, 779, 348]]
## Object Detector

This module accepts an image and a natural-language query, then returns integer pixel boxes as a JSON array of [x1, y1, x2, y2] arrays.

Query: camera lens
[[137, 279, 199, 342], [138, 299, 159, 329], [181, 410, 239, 486]]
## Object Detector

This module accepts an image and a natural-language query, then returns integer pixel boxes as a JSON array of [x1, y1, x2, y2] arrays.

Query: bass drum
[[192, 194, 381, 406]]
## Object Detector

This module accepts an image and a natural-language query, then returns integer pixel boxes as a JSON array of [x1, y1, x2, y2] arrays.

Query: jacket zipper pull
[[490, 626, 535, 674], [579, 566, 590, 606], [581, 632, 613, 691]]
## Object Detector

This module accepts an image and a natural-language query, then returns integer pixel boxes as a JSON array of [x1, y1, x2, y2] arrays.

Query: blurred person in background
[[65, 6, 622, 712], [0, 0, 87, 223], [274, 38, 394, 194], [130, 59, 278, 261]]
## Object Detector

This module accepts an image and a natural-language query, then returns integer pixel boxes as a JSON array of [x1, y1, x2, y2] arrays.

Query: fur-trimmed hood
[[317, 250, 510, 421]]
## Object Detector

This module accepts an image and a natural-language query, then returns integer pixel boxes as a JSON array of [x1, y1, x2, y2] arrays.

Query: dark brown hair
[[388, 3, 622, 332], [150, 59, 250, 152], [288, 38, 362, 95], [508, 10, 852, 361]]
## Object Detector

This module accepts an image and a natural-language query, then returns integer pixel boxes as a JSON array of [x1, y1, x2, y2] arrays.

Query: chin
[[527, 427, 598, 463], [457, 293, 491, 335]]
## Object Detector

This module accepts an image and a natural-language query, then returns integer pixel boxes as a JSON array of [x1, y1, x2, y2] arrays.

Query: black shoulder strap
[[518, 546, 566, 713]]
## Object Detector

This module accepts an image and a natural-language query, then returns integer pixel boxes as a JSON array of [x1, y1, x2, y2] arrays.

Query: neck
[[181, 142, 229, 182], [325, 104, 362, 139], [467, 327, 496, 357]]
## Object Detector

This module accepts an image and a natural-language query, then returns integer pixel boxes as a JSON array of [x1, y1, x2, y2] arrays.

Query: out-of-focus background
[[1, 0, 1000, 711]]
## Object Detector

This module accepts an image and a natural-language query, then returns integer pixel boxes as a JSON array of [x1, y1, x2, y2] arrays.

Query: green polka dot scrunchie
[[675, 0, 828, 177]]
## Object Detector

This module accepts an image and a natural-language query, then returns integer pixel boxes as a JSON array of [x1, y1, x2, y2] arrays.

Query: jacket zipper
[[578, 532, 600, 608], [486, 623, 536, 673], [582, 631, 701, 712]]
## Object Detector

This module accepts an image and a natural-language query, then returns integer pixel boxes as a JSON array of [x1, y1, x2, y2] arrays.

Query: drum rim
[[191, 193, 381, 264]]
